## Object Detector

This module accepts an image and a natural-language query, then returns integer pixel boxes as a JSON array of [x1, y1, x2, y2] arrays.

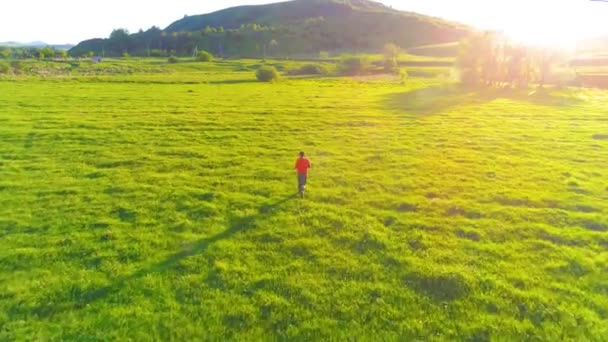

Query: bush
[[10, 61, 22, 73], [287, 64, 328, 76], [168, 56, 178, 64], [338, 56, 370, 76], [150, 49, 164, 57], [0, 63, 9, 74], [196, 50, 213, 62], [256, 66, 280, 82]]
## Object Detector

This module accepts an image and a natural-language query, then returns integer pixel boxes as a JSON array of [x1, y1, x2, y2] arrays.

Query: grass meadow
[[1, 58, 608, 340]]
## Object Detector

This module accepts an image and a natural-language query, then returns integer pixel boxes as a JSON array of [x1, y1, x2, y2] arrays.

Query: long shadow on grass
[[384, 85, 582, 115], [78, 193, 298, 307]]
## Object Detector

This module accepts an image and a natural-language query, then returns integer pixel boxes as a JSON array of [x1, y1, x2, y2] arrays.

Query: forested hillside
[[70, 0, 472, 57]]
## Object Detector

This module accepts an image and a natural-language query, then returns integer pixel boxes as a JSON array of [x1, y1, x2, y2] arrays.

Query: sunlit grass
[[0, 59, 607, 340]]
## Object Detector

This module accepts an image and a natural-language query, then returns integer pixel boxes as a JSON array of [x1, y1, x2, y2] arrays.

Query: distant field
[[1, 59, 608, 340]]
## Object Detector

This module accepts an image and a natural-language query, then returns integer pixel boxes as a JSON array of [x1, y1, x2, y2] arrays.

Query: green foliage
[[457, 33, 566, 87], [195, 50, 213, 62], [108, 28, 131, 55], [69, 1, 471, 58], [0, 47, 10, 59], [149, 49, 165, 57], [10, 60, 22, 73], [383, 43, 401, 74], [338, 55, 370, 76], [286, 63, 328, 76], [255, 65, 280, 82], [168, 55, 179, 64], [0, 62, 9, 74], [122, 52, 130, 58], [38, 47, 55, 60]]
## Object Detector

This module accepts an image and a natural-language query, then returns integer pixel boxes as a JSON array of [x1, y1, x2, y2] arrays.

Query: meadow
[[1, 58, 608, 340]]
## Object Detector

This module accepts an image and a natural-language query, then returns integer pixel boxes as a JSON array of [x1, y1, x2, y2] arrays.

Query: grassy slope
[[1, 60, 608, 340]]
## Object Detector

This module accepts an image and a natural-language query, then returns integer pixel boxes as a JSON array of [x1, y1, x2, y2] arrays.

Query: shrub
[[168, 56, 178, 64], [149, 49, 164, 57], [256, 66, 280, 82], [338, 56, 370, 76], [122, 52, 130, 58], [0, 63, 9, 74], [287, 64, 328, 76], [196, 50, 213, 62], [10, 61, 22, 73]]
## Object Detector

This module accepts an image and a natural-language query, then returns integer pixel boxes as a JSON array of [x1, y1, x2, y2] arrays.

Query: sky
[[1, 0, 608, 46]]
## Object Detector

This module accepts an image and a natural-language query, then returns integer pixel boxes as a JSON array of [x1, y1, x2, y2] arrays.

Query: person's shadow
[[77, 193, 298, 307]]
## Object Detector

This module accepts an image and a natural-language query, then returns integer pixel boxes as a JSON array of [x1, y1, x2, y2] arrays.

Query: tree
[[457, 33, 491, 85], [203, 26, 216, 35], [109, 28, 131, 55], [58, 50, 68, 59], [383, 43, 400, 62], [0, 47, 11, 59], [536, 49, 556, 88], [383, 43, 400, 73], [458, 32, 508, 86], [39, 47, 54, 60]]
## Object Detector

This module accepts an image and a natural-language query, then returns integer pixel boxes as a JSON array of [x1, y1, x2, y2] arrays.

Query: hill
[[70, 0, 472, 57], [165, 0, 394, 32], [0, 41, 74, 50]]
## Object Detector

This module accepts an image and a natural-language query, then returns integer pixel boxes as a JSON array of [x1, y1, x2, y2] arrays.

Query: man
[[295, 151, 311, 198]]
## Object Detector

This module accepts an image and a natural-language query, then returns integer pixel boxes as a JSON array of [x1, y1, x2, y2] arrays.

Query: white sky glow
[[1, 0, 607, 46]]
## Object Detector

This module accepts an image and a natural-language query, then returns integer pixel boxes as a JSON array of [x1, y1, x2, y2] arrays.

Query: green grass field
[[1, 58, 608, 340]]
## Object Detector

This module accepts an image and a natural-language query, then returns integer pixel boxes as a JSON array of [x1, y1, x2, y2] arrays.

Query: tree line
[[69, 25, 296, 58], [69, 10, 468, 59], [0, 46, 68, 60], [458, 32, 569, 88]]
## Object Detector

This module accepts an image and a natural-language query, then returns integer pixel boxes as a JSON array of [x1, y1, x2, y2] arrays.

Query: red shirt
[[295, 158, 311, 174]]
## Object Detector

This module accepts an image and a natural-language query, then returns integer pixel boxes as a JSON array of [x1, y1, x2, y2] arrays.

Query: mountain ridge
[[70, 0, 473, 57], [1, 41, 74, 50]]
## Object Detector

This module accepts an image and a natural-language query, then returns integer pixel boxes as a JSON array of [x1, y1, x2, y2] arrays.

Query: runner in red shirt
[[295, 151, 311, 198]]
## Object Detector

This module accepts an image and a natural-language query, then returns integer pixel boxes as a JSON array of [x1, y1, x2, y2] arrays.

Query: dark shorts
[[297, 173, 307, 191]]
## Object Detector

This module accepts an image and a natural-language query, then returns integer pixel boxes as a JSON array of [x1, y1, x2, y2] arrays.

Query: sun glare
[[424, 0, 608, 50]]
